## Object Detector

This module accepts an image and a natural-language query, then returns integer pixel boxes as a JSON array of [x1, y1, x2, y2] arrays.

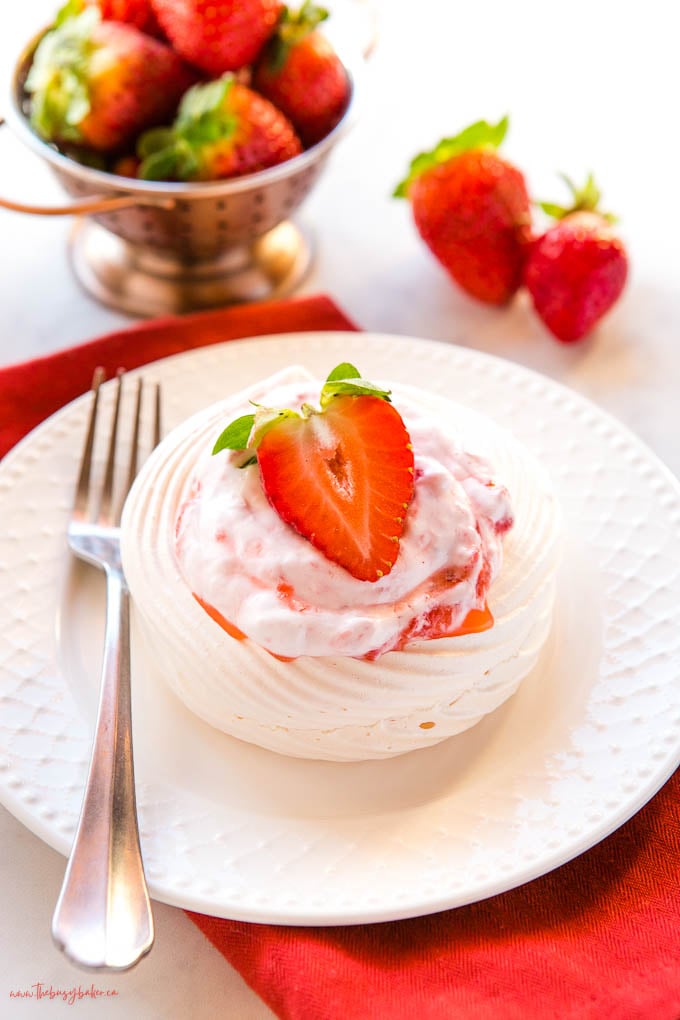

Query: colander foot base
[[68, 218, 314, 317]]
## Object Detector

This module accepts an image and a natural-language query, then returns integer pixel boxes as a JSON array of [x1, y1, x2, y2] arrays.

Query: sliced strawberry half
[[212, 364, 415, 582], [257, 396, 414, 581]]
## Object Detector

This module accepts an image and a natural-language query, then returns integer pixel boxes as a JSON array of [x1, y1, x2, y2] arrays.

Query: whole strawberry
[[253, 2, 350, 147], [524, 175, 628, 342], [394, 117, 532, 305], [150, 0, 283, 75], [137, 75, 302, 181], [26, 8, 194, 153], [212, 363, 415, 582]]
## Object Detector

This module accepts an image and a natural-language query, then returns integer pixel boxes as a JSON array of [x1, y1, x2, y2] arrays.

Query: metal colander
[[2, 29, 360, 315]]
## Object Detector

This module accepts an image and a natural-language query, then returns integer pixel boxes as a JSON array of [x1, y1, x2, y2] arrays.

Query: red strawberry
[[150, 0, 283, 75], [26, 9, 194, 153], [82, 0, 162, 34], [212, 364, 415, 582], [253, 2, 350, 147], [524, 175, 628, 342], [394, 117, 532, 305], [137, 75, 302, 180]]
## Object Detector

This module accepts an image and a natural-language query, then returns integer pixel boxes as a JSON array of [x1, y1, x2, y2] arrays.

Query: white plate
[[1, 331, 680, 926]]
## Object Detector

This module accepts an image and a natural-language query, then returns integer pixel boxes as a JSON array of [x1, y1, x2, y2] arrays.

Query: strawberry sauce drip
[[363, 602, 495, 660], [194, 589, 494, 662], [453, 603, 495, 634], [194, 594, 248, 642], [193, 594, 295, 662]]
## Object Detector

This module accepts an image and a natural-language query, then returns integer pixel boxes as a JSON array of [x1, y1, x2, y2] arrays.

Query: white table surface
[[1, 1, 678, 1017]]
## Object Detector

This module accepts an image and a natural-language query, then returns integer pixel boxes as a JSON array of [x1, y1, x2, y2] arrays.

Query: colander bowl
[[2, 27, 360, 316]]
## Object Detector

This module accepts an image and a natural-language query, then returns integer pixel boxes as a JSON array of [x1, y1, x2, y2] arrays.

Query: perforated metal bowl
[[2, 29, 360, 316]]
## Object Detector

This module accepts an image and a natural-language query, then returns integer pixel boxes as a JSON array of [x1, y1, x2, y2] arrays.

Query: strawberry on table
[[150, 0, 284, 75], [25, 8, 194, 153], [394, 117, 532, 305], [253, 2, 350, 147], [212, 363, 415, 582], [524, 174, 629, 342], [137, 74, 302, 180]]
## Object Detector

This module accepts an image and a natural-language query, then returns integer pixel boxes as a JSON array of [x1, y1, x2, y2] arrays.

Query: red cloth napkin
[[0, 295, 354, 458], [2, 294, 679, 1020]]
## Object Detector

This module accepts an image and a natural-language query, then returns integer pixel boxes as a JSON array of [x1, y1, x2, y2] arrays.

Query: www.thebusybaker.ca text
[[9, 982, 119, 1006]]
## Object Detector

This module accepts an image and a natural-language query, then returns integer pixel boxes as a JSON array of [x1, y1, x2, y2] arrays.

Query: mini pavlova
[[121, 362, 562, 760]]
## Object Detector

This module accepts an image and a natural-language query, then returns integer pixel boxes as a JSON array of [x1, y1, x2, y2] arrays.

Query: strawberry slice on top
[[212, 364, 415, 582], [257, 396, 414, 582]]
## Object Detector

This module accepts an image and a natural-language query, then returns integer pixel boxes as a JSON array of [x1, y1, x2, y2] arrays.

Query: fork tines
[[74, 368, 161, 527]]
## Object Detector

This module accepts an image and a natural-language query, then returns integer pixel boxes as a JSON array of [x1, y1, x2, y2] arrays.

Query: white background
[[1, 1, 679, 1017]]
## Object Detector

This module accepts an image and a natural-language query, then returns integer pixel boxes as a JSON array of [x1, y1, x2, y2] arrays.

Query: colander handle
[[0, 117, 174, 216], [0, 191, 174, 216]]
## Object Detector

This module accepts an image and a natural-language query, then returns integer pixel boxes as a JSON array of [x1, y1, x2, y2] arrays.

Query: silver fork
[[52, 368, 160, 971]]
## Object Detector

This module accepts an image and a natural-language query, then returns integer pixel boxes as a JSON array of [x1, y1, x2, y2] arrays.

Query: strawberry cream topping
[[174, 375, 514, 660]]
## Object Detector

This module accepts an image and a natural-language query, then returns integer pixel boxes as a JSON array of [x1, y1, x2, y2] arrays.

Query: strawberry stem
[[267, 2, 330, 70], [212, 364, 393, 457], [138, 76, 238, 182], [538, 172, 617, 223]]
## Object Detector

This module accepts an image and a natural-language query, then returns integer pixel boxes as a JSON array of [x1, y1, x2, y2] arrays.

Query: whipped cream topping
[[174, 373, 514, 659], [121, 367, 562, 761]]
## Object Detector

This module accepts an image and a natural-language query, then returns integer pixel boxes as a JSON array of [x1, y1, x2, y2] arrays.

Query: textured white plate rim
[[1, 329, 679, 926]]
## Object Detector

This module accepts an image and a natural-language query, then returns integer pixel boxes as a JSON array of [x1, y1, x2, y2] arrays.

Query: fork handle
[[52, 567, 154, 970]]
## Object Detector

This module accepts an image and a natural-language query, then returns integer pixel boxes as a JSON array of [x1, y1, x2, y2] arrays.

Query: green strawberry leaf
[[212, 413, 256, 454], [538, 201, 570, 219], [320, 378, 392, 405], [138, 146, 178, 181], [25, 9, 99, 144], [138, 134, 199, 181], [137, 127, 175, 158], [212, 407, 301, 458], [176, 76, 237, 145], [325, 362, 360, 382], [175, 140, 202, 179], [320, 362, 391, 405], [55, 0, 85, 26], [139, 76, 238, 181], [62, 69, 90, 125], [393, 115, 509, 198]]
